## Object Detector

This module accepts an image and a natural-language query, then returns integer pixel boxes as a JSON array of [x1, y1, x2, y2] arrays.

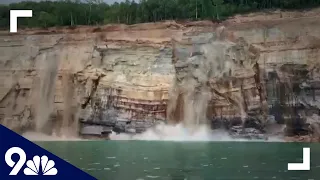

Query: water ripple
[[146, 175, 160, 179]]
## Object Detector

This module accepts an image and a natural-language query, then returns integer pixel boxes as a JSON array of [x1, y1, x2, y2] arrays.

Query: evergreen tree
[[0, 0, 319, 28]]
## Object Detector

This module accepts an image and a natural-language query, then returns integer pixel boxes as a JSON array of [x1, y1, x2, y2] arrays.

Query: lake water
[[37, 141, 320, 180]]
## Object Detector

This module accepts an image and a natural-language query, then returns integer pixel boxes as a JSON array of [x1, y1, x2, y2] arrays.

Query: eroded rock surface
[[168, 28, 267, 131], [1, 9, 320, 140], [0, 32, 175, 136]]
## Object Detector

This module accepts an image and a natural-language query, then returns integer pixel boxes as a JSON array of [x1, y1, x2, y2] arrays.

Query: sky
[[0, 0, 123, 4]]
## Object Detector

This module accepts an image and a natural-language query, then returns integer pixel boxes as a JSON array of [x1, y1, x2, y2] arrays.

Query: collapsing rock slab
[[168, 27, 268, 133]]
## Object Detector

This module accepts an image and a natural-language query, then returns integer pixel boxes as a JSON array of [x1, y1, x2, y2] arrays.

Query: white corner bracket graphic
[[288, 148, 310, 171], [10, 10, 32, 33]]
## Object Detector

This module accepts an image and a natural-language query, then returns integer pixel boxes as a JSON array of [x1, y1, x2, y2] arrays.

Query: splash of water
[[109, 122, 283, 142]]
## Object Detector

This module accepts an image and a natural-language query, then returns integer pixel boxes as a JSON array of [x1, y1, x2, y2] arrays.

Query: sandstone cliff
[[1, 9, 320, 140]]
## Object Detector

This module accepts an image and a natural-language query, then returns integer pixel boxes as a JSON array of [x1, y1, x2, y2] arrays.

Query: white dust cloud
[[109, 122, 283, 142]]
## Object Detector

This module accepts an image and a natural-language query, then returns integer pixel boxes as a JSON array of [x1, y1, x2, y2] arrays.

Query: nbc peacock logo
[[24, 155, 58, 175], [5, 147, 58, 176]]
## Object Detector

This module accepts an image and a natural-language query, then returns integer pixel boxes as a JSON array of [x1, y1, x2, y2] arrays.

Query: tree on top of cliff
[[1, 0, 320, 28]]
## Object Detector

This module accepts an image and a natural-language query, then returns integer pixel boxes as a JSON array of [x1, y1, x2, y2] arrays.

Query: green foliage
[[0, 0, 320, 28], [38, 11, 57, 28]]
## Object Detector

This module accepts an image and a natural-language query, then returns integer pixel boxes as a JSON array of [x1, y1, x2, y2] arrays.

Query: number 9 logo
[[5, 147, 27, 175]]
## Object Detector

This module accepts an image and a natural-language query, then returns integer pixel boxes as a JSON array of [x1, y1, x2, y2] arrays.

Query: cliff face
[[0, 24, 179, 136], [169, 30, 267, 132], [1, 9, 320, 140]]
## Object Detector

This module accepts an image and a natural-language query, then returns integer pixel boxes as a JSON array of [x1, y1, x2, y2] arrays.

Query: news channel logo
[[5, 147, 58, 176], [1, 124, 95, 179]]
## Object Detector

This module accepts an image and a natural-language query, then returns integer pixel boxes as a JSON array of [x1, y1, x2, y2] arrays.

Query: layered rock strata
[[168, 29, 268, 133], [0, 32, 175, 136], [0, 9, 320, 140]]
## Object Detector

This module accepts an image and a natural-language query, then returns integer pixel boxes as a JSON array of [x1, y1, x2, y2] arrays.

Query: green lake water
[[37, 141, 320, 180]]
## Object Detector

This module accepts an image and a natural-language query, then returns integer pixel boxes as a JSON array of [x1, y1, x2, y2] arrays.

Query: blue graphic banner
[[0, 125, 97, 180]]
